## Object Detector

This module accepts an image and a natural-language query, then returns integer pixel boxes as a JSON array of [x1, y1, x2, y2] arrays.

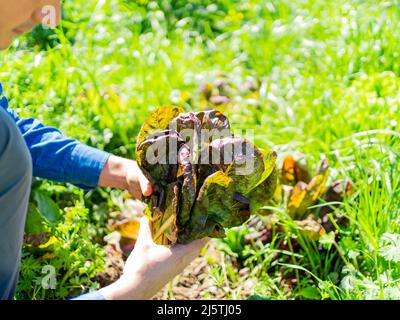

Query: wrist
[[99, 276, 144, 300]]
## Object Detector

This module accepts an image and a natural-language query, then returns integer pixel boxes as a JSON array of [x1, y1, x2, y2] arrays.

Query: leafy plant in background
[[0, 0, 398, 300], [121, 0, 246, 38], [19, 183, 107, 300]]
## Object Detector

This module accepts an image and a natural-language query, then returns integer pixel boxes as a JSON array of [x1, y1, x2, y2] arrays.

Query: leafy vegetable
[[136, 107, 277, 244]]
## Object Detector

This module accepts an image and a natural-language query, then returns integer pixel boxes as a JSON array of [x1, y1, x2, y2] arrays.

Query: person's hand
[[98, 155, 152, 199], [99, 216, 209, 300], [125, 160, 152, 199]]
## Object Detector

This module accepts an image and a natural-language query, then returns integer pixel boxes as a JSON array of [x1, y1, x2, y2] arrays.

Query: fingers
[[130, 161, 153, 197], [136, 216, 154, 247], [139, 174, 153, 197]]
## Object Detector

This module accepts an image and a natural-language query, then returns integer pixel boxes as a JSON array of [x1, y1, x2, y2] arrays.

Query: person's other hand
[[99, 216, 209, 299]]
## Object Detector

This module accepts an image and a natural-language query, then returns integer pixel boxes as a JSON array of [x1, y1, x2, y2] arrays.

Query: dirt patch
[[153, 255, 226, 300], [153, 241, 255, 300]]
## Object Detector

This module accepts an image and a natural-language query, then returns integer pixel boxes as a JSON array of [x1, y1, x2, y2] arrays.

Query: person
[[0, 0, 208, 300]]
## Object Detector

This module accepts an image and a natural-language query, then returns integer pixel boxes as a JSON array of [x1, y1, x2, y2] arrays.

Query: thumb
[[139, 174, 153, 197], [136, 216, 154, 247]]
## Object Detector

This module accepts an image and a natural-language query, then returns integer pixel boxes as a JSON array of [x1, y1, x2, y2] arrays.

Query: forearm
[[98, 237, 209, 300], [99, 278, 145, 300]]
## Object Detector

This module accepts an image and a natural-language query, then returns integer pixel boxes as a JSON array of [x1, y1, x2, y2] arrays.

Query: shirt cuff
[[67, 143, 111, 190], [70, 291, 106, 300]]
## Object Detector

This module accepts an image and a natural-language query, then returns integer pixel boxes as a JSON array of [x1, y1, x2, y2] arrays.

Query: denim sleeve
[[71, 291, 106, 300], [0, 83, 111, 190]]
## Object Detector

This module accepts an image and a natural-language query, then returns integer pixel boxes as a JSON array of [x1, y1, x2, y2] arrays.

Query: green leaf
[[33, 190, 61, 223], [248, 166, 278, 213], [247, 295, 273, 300], [251, 150, 277, 191], [378, 233, 400, 263], [25, 204, 47, 235], [298, 286, 320, 300], [218, 227, 249, 259]]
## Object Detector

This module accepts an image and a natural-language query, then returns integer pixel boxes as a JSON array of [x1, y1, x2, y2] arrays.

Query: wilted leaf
[[38, 235, 58, 249], [288, 159, 329, 219], [281, 154, 311, 185], [110, 219, 141, 240], [295, 218, 326, 241]]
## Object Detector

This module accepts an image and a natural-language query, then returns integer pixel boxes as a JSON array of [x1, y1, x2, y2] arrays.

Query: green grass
[[0, 0, 399, 299]]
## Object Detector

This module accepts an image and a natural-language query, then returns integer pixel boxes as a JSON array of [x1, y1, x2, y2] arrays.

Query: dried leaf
[[281, 154, 311, 185], [320, 179, 353, 216], [110, 219, 140, 240], [295, 218, 326, 241], [288, 159, 329, 219]]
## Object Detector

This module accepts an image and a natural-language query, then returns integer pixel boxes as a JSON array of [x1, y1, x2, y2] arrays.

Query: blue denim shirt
[[0, 82, 111, 189], [1, 82, 109, 300]]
